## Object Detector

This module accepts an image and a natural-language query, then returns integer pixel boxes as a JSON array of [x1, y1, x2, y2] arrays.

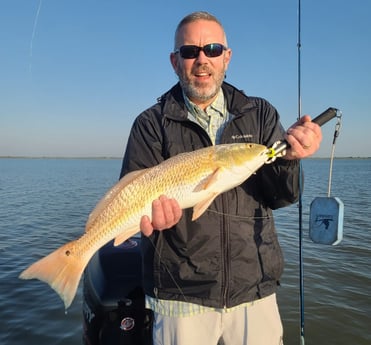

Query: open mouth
[[194, 71, 211, 81]]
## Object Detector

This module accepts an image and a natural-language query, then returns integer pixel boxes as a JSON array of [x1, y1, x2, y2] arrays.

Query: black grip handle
[[271, 107, 339, 156], [312, 107, 338, 126]]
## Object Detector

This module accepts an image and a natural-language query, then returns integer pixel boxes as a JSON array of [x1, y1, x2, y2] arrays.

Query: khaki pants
[[152, 293, 283, 345]]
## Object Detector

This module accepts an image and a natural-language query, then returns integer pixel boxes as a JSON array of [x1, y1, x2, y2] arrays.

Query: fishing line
[[148, 235, 189, 303], [206, 209, 272, 220], [327, 116, 342, 197]]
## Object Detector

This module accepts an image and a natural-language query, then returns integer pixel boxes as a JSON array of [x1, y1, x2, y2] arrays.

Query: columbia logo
[[231, 134, 253, 140]]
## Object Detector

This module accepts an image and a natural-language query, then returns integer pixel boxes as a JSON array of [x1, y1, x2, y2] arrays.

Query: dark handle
[[271, 107, 339, 156], [312, 107, 338, 126]]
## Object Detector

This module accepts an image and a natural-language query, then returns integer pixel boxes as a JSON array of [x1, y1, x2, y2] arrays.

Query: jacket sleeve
[[257, 100, 301, 209], [120, 106, 165, 179], [260, 158, 301, 209]]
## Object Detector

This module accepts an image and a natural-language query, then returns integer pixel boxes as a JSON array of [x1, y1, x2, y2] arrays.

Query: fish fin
[[86, 169, 149, 230], [113, 225, 141, 246], [19, 240, 88, 310], [192, 193, 219, 221], [192, 168, 224, 220], [193, 167, 225, 193]]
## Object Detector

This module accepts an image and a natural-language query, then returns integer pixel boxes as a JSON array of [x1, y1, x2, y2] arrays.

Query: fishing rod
[[297, 0, 306, 342], [292, 1, 341, 343], [297, 1, 305, 342], [269, 107, 339, 344]]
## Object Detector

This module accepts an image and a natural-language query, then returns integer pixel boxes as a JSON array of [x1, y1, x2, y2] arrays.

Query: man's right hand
[[140, 195, 182, 236]]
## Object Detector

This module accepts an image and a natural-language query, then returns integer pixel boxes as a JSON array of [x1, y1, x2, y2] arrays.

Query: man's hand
[[140, 195, 182, 237], [284, 115, 322, 159]]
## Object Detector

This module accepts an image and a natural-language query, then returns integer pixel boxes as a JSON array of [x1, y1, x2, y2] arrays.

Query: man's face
[[170, 20, 232, 109]]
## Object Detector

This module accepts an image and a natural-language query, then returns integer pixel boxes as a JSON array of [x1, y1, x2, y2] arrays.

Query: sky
[[1, 0, 370, 158]]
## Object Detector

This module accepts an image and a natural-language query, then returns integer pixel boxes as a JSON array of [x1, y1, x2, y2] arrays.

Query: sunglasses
[[174, 43, 227, 59]]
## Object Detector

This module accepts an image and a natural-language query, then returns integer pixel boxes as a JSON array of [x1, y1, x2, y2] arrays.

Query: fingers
[[284, 115, 322, 159], [152, 196, 180, 229], [140, 195, 182, 237], [140, 215, 154, 237]]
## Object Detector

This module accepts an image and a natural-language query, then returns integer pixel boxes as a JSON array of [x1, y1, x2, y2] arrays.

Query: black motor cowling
[[82, 237, 152, 345]]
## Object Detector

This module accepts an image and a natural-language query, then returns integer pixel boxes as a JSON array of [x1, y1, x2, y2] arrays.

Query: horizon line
[[1, 156, 370, 160]]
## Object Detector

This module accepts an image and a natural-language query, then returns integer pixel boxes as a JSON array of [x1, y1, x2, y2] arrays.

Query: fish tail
[[19, 240, 88, 310]]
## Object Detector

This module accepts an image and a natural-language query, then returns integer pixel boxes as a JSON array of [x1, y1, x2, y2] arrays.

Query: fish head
[[215, 143, 268, 165], [214, 143, 269, 184]]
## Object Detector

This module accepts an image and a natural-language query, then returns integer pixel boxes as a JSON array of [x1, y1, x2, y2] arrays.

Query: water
[[1, 158, 370, 344], [275, 159, 371, 344]]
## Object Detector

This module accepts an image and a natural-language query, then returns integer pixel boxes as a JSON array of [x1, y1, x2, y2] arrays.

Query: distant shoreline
[[0, 156, 122, 160], [1, 156, 370, 160]]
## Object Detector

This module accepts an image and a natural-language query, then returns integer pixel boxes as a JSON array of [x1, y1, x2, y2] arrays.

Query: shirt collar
[[183, 88, 226, 119]]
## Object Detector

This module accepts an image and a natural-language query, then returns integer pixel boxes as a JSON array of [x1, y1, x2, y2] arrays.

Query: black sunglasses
[[174, 43, 226, 59]]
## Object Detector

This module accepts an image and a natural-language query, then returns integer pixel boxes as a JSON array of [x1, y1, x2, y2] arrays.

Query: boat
[[82, 236, 153, 345]]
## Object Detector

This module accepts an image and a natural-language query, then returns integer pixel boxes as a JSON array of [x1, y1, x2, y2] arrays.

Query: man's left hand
[[284, 115, 322, 160]]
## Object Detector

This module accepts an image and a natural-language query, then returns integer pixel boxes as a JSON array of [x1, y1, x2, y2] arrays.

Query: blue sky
[[1, 1, 370, 157]]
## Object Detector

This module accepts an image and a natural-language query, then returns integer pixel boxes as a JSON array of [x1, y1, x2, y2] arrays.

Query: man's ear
[[224, 48, 232, 70], [170, 52, 179, 74]]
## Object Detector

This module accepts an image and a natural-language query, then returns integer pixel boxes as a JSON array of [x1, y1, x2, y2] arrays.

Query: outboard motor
[[82, 237, 152, 345]]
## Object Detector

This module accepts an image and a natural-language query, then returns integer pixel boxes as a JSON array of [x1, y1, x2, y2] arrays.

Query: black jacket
[[120, 82, 300, 308]]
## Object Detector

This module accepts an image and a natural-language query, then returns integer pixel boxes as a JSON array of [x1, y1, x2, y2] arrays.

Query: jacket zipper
[[186, 117, 231, 306], [221, 193, 230, 308], [219, 120, 235, 308]]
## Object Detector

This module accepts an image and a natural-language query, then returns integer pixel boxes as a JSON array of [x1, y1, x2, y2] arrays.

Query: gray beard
[[180, 80, 218, 102], [178, 72, 225, 103]]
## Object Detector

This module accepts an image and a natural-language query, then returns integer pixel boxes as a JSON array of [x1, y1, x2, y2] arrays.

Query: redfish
[[19, 143, 269, 309]]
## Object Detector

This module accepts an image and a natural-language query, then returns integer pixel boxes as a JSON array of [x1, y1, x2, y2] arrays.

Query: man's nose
[[195, 50, 209, 63]]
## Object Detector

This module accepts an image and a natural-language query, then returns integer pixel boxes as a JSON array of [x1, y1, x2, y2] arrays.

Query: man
[[120, 11, 322, 345]]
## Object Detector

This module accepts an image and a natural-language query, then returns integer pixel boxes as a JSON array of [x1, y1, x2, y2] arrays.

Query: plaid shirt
[[145, 295, 259, 317], [183, 89, 232, 145]]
